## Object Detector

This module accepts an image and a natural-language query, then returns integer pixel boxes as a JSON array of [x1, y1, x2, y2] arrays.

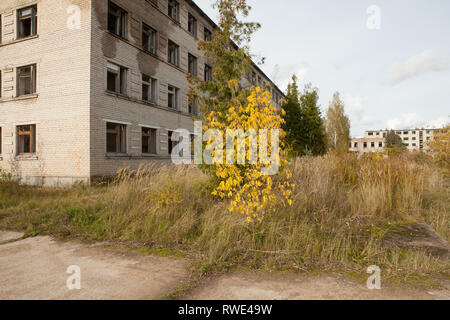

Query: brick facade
[[0, 0, 284, 185]]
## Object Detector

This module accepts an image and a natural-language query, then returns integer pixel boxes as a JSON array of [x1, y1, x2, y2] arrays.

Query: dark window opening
[[108, 1, 127, 38], [18, 5, 37, 39], [142, 127, 157, 154], [17, 64, 36, 96], [17, 125, 36, 154], [106, 122, 127, 153]]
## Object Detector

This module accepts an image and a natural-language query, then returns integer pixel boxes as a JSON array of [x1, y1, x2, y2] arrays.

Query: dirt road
[[0, 231, 448, 300]]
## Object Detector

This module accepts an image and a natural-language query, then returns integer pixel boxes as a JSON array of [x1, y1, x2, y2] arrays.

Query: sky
[[194, 0, 450, 137]]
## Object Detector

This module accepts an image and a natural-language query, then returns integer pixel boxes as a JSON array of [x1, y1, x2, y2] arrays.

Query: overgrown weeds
[[0, 153, 448, 285]]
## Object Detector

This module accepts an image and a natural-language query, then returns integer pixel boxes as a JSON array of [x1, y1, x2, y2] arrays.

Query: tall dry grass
[[0, 153, 448, 280]]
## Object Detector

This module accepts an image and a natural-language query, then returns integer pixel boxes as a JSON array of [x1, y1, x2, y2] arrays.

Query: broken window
[[17, 5, 37, 39], [142, 23, 157, 54], [188, 54, 197, 76], [17, 64, 36, 96], [142, 127, 157, 154], [204, 64, 212, 81], [107, 62, 126, 94], [204, 27, 212, 41], [106, 122, 127, 153], [168, 85, 178, 109], [108, 1, 127, 38], [168, 0, 179, 22], [168, 40, 179, 66], [188, 13, 197, 37], [142, 74, 156, 103], [17, 125, 36, 154]]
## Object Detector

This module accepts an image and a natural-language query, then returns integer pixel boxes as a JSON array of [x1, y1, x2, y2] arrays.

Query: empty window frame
[[354, 142, 358, 148], [107, 62, 127, 94], [371, 142, 375, 148], [363, 142, 367, 148], [168, 40, 179, 66], [204, 27, 212, 41], [189, 95, 198, 115], [204, 64, 212, 81], [17, 64, 36, 96], [188, 54, 197, 76], [379, 142, 383, 148], [17, 125, 36, 154], [168, 0, 179, 22], [188, 13, 197, 37], [142, 74, 156, 103], [17, 5, 37, 39], [167, 85, 178, 109], [142, 23, 157, 54], [106, 122, 127, 153], [108, 1, 127, 38], [142, 127, 157, 154]]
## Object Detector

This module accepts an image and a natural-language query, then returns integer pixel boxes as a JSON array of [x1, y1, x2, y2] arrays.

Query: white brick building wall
[[0, 0, 284, 184]]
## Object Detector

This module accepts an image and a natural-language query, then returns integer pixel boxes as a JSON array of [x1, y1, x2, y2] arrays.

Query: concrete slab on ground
[[182, 273, 450, 300], [0, 233, 188, 300]]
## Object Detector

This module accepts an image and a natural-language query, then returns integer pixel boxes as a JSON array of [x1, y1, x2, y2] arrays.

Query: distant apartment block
[[350, 128, 440, 154], [0, 0, 284, 186]]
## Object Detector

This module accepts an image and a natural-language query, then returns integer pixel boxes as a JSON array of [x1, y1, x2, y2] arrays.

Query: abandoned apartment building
[[0, 0, 284, 186], [349, 128, 439, 154]]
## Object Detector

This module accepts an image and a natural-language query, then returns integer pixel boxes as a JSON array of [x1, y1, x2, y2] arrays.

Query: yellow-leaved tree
[[188, 0, 293, 222]]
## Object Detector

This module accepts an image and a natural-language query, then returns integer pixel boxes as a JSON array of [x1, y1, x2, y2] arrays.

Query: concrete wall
[[0, 0, 92, 186]]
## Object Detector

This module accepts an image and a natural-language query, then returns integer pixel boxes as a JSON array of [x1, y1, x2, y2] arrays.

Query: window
[[371, 142, 375, 148], [204, 27, 212, 41], [412, 137, 416, 141], [188, 54, 197, 76], [368, 132, 373, 136], [204, 64, 212, 81], [188, 13, 197, 37], [403, 131, 409, 135], [363, 142, 367, 148], [142, 127, 157, 154], [376, 132, 379, 136], [354, 142, 358, 148], [17, 125, 36, 154], [167, 85, 178, 109], [142, 23, 157, 54], [412, 143, 417, 147], [189, 96, 198, 115], [17, 65, 36, 96], [107, 62, 127, 94], [142, 74, 156, 103], [108, 1, 127, 38], [106, 122, 126, 153], [379, 142, 383, 148], [168, 0, 179, 22], [17, 5, 37, 39], [168, 40, 179, 66], [404, 137, 409, 141], [168, 130, 175, 155]]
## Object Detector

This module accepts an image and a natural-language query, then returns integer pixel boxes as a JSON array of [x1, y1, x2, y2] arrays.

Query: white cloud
[[271, 63, 310, 91], [387, 114, 448, 130], [345, 95, 381, 132], [385, 49, 450, 85]]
